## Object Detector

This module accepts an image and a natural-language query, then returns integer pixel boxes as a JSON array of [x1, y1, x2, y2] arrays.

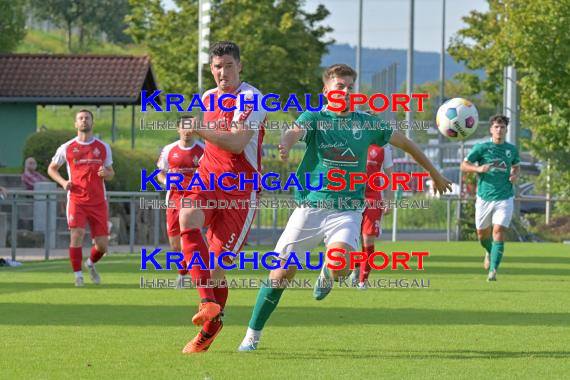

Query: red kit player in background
[[156, 116, 204, 288], [179, 41, 267, 353], [350, 144, 393, 289], [48, 110, 114, 287]]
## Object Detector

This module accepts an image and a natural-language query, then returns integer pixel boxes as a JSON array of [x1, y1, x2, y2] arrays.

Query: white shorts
[[275, 208, 362, 262], [475, 196, 514, 230]]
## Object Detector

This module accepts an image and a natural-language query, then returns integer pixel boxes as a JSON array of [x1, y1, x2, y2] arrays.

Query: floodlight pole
[[405, 0, 415, 140], [438, 0, 446, 169], [355, 0, 363, 96]]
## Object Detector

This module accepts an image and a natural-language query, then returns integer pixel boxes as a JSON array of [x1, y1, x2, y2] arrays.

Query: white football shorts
[[275, 208, 362, 262], [475, 196, 514, 230]]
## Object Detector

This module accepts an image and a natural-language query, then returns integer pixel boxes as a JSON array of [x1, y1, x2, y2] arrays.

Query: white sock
[[86, 258, 94, 267], [245, 327, 261, 342], [74, 271, 83, 279]]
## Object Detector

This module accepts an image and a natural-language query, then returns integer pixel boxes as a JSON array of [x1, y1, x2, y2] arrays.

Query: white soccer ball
[[436, 98, 479, 141]]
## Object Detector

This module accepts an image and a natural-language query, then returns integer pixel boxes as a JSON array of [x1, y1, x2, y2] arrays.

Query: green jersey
[[294, 110, 394, 209], [465, 141, 520, 201]]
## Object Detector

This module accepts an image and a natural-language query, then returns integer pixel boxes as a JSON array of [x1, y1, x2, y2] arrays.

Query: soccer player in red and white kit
[[48, 109, 114, 287], [350, 144, 393, 289], [156, 116, 204, 288], [179, 41, 266, 353]]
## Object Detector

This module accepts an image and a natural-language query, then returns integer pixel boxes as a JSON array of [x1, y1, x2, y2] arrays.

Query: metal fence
[[1, 189, 567, 261]]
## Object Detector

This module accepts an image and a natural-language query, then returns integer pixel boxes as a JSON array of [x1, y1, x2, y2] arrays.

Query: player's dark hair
[[489, 114, 509, 127], [210, 41, 240, 63], [77, 109, 93, 120], [322, 64, 357, 83]]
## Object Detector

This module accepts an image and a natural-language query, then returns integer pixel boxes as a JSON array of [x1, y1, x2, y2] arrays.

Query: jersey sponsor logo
[[490, 160, 508, 172], [352, 127, 362, 140]]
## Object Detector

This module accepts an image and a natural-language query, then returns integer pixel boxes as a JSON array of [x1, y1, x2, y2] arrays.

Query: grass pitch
[[1, 241, 569, 379]]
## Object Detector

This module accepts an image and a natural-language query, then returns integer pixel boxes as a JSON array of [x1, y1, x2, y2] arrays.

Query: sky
[[163, 0, 489, 53]]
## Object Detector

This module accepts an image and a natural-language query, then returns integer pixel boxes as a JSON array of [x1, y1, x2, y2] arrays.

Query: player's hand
[[383, 207, 391, 216], [278, 144, 289, 161], [62, 180, 72, 191], [509, 173, 518, 183], [478, 164, 492, 173], [431, 173, 453, 195], [98, 166, 111, 178]]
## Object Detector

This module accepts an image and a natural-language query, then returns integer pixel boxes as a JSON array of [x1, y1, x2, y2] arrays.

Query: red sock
[[203, 282, 229, 335], [181, 228, 215, 301], [178, 259, 189, 276], [360, 245, 374, 283], [90, 246, 105, 264], [69, 247, 82, 272]]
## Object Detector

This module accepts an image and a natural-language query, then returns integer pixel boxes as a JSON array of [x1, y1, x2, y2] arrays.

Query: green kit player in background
[[460, 114, 520, 281], [238, 63, 453, 351]]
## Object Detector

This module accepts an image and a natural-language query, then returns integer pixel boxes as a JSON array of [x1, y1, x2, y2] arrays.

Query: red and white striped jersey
[[200, 82, 266, 193], [365, 144, 393, 200], [52, 137, 112, 205], [157, 140, 205, 191]]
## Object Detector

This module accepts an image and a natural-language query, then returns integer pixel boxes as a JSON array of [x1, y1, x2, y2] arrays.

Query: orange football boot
[[191, 302, 222, 326]]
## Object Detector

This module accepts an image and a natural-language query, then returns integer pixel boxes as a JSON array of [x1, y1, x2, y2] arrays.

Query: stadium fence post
[[153, 206, 159, 249], [446, 197, 451, 242], [45, 192, 50, 260], [129, 197, 135, 253], [11, 197, 17, 261]]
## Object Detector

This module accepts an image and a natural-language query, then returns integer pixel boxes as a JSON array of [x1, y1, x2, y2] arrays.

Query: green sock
[[480, 238, 492, 254], [248, 278, 285, 331], [490, 241, 505, 272]]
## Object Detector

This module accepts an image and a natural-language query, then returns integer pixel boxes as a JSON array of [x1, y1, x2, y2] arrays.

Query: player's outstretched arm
[[195, 122, 254, 154], [389, 130, 452, 195], [47, 162, 71, 191], [278, 127, 305, 161]]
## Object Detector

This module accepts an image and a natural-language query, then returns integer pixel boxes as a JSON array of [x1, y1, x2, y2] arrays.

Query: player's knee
[[477, 229, 490, 240], [493, 226, 506, 241]]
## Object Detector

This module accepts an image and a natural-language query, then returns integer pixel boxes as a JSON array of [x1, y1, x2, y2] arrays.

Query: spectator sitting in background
[[21, 157, 49, 190]]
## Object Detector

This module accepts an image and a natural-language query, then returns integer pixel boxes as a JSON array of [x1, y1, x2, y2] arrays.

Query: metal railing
[[0, 190, 567, 260]]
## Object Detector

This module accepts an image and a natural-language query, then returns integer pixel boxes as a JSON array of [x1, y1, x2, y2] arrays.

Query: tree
[[126, 0, 333, 102], [31, 0, 97, 51], [0, 0, 26, 53], [448, 0, 570, 206]]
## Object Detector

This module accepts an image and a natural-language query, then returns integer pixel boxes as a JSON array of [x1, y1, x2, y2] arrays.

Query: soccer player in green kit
[[460, 114, 520, 281], [237, 63, 452, 351]]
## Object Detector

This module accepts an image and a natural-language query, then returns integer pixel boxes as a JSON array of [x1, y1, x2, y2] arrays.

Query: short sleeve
[[296, 111, 317, 145], [512, 146, 521, 166], [465, 144, 482, 164], [157, 147, 169, 171], [383, 145, 394, 169], [103, 143, 113, 167], [52, 145, 67, 166], [365, 114, 394, 147], [233, 89, 267, 124]]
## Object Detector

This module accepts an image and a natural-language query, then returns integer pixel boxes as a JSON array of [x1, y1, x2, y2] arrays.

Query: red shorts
[[361, 205, 383, 237], [166, 191, 183, 237], [183, 188, 258, 264], [67, 201, 109, 237]]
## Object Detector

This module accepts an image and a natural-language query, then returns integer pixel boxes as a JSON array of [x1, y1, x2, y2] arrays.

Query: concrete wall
[[0, 104, 37, 167]]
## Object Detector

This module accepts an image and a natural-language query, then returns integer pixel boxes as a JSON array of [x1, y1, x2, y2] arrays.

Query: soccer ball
[[435, 98, 479, 141]]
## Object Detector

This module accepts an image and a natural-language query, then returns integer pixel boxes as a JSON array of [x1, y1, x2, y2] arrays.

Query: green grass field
[[1, 241, 569, 379]]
